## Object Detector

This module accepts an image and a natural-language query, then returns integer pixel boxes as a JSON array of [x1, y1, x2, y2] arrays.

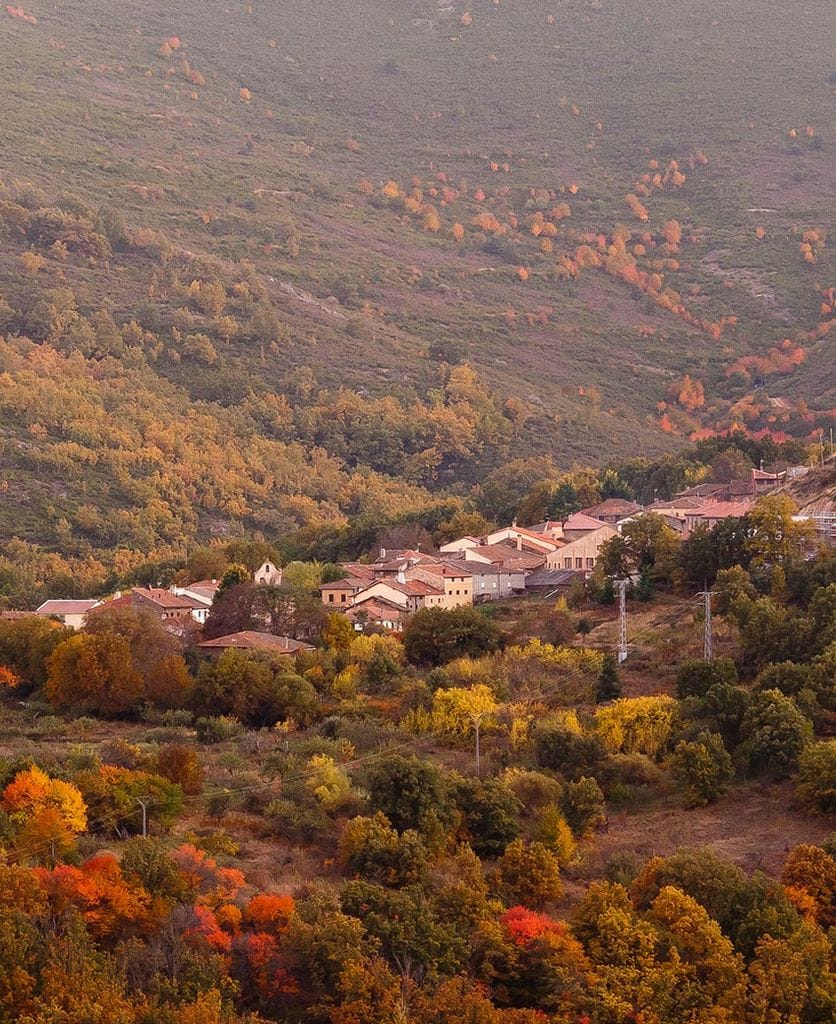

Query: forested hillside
[[0, 0, 833, 578]]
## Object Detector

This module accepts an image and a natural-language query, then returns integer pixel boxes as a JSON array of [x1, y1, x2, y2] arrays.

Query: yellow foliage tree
[[595, 695, 679, 759]]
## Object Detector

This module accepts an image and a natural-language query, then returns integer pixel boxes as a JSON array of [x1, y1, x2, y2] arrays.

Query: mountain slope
[[0, 0, 832, 568]]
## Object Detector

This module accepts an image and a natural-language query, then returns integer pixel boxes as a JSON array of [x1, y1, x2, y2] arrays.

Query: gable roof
[[36, 599, 100, 616], [197, 631, 313, 653], [320, 576, 369, 591], [132, 588, 204, 610], [581, 499, 643, 518], [563, 512, 609, 532], [691, 501, 753, 519]]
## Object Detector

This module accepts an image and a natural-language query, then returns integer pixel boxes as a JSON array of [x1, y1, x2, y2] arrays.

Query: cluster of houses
[[14, 466, 830, 639], [25, 560, 315, 657]]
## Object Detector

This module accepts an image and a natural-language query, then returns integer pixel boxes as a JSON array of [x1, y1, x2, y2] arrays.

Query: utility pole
[[471, 712, 484, 776], [699, 589, 714, 662], [136, 798, 150, 839], [617, 579, 628, 664]]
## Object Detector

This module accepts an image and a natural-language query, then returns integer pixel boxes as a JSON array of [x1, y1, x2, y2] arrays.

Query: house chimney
[[396, 569, 406, 584], [512, 519, 517, 528], [516, 535, 522, 551], [380, 548, 386, 559]]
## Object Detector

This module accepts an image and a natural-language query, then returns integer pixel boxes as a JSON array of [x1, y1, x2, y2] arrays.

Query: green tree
[[740, 689, 813, 778], [403, 606, 503, 666], [795, 741, 836, 814], [561, 776, 606, 836], [747, 495, 815, 568], [675, 656, 737, 700], [339, 812, 427, 887], [596, 653, 623, 703], [452, 776, 521, 858], [494, 838, 562, 908], [365, 754, 445, 833], [193, 649, 317, 727], [670, 730, 734, 806]]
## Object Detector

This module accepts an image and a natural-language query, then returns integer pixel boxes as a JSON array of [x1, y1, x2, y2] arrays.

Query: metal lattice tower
[[701, 589, 714, 662], [617, 580, 628, 664]]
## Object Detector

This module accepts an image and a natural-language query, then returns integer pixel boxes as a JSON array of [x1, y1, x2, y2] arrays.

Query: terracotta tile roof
[[691, 501, 753, 519], [581, 499, 644, 518], [36, 599, 100, 616], [197, 631, 313, 653], [320, 576, 369, 591], [650, 497, 705, 511], [563, 512, 609, 532], [132, 588, 204, 610], [346, 597, 405, 620]]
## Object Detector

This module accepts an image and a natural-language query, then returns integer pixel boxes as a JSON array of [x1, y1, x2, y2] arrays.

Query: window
[[328, 593, 334, 603], [586, 557, 594, 569], [575, 557, 583, 569], [564, 558, 572, 569], [340, 593, 346, 603]]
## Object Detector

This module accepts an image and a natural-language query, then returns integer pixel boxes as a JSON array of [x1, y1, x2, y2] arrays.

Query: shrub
[[796, 741, 836, 814], [195, 716, 243, 745], [670, 731, 734, 806]]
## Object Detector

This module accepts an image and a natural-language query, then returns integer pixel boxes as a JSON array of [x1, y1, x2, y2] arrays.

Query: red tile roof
[[36, 599, 100, 616], [132, 588, 205, 610], [197, 631, 313, 653]]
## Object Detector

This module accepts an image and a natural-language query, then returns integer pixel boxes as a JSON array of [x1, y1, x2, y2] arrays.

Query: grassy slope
[[0, 0, 833, 551]]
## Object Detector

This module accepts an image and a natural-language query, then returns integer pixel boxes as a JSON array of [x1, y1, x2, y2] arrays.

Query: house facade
[[545, 524, 617, 572]]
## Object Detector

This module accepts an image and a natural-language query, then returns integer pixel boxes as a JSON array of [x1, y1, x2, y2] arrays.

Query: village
[[15, 463, 832, 653]]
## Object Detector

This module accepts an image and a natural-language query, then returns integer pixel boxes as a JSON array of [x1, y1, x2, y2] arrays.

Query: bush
[[796, 741, 836, 814], [195, 716, 243, 745], [670, 731, 734, 806], [740, 690, 813, 778]]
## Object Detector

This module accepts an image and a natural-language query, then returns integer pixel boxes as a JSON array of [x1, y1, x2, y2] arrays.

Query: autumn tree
[[670, 730, 734, 806]]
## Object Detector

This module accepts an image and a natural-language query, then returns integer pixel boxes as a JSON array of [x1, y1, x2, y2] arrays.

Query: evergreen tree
[[596, 653, 622, 703]]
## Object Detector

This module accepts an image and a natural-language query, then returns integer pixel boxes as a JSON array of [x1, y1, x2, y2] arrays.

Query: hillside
[[0, 0, 833, 570]]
